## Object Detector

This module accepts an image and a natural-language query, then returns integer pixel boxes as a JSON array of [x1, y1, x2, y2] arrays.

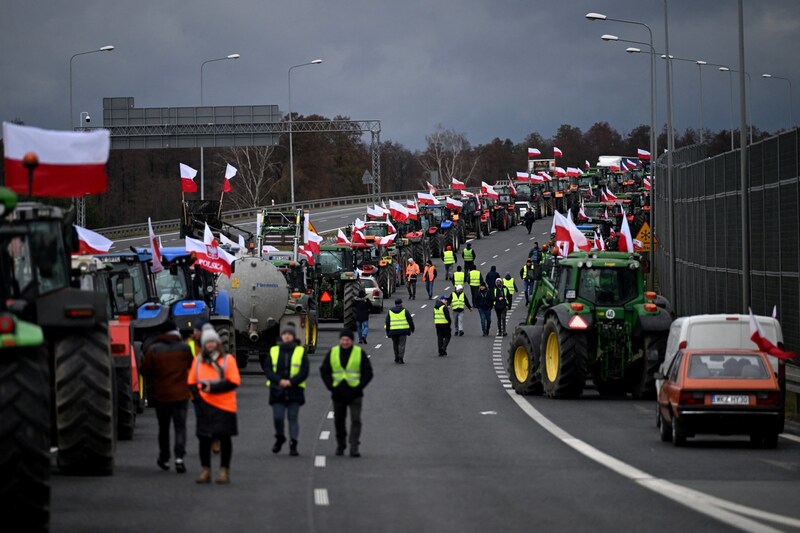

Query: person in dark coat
[[384, 298, 415, 364], [141, 320, 193, 473], [524, 209, 535, 233], [474, 282, 494, 336], [491, 278, 512, 336], [433, 294, 452, 356], [188, 324, 241, 484], [320, 329, 374, 457], [263, 326, 309, 456], [354, 289, 372, 344], [485, 265, 500, 289]]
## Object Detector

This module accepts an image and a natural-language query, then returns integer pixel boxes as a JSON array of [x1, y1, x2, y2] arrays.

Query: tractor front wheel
[[540, 316, 587, 398], [507, 331, 543, 395]]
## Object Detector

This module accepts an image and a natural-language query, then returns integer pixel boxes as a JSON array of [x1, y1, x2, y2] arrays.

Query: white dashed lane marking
[[480, 261, 486, 266], [314, 488, 330, 506], [319, 431, 331, 440], [421, 304, 427, 308], [375, 344, 382, 349], [505, 248, 511, 252], [492, 254, 498, 259], [327, 411, 334, 419], [315, 456, 327, 467]]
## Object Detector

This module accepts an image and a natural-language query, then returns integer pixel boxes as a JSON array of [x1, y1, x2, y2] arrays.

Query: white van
[[660, 314, 784, 383]]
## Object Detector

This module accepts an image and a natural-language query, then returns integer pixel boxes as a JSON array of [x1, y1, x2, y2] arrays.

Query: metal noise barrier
[[654, 129, 800, 379]]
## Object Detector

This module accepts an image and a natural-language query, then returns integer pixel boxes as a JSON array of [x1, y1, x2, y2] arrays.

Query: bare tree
[[216, 145, 281, 209], [418, 124, 479, 187]]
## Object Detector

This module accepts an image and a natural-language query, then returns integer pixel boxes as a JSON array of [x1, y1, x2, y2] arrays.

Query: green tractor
[[314, 245, 374, 330], [507, 251, 671, 399], [0, 186, 115, 530]]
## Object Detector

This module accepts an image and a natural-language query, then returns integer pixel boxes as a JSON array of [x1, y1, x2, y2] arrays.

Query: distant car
[[515, 201, 534, 222], [656, 349, 783, 448], [359, 276, 383, 312]]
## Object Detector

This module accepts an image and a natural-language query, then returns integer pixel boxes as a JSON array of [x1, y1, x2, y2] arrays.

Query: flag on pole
[[617, 207, 635, 253], [425, 181, 439, 194], [2, 122, 110, 197], [637, 148, 651, 160], [605, 187, 618, 201], [406, 199, 418, 220], [772, 305, 778, 319], [451, 177, 466, 190], [185, 235, 235, 277], [550, 211, 591, 253], [585, 159, 591, 169], [578, 206, 589, 221], [74, 225, 113, 254], [377, 233, 397, 247], [337, 229, 351, 244], [481, 181, 499, 199], [516, 171, 531, 182], [621, 161, 629, 172], [609, 163, 621, 172], [180, 163, 198, 192], [566, 167, 581, 177], [351, 229, 367, 245], [643, 176, 652, 190], [366, 205, 383, 218], [148, 217, 163, 273], [538, 172, 553, 182], [509, 181, 517, 196], [594, 232, 606, 251], [304, 214, 322, 254], [445, 196, 463, 210], [223, 163, 237, 193], [749, 309, 796, 360], [553, 146, 563, 158], [527, 148, 541, 158], [417, 191, 438, 205], [354, 217, 367, 231], [298, 245, 315, 266], [554, 167, 567, 178], [388, 199, 409, 221]]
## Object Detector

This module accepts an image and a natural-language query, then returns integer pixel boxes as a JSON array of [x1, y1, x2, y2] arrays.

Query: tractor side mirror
[[116, 275, 134, 302]]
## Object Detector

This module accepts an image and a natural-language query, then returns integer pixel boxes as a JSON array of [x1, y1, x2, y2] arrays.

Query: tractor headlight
[[629, 262, 640, 270], [586, 261, 593, 268]]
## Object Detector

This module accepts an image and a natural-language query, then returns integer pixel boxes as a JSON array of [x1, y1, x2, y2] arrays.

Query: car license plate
[[712, 395, 749, 405]]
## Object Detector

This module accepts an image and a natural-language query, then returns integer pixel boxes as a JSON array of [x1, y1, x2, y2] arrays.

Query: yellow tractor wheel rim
[[545, 332, 560, 382], [514, 346, 529, 382]]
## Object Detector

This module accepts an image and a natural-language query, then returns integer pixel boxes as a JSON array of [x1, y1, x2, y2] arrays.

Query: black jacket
[[385, 305, 415, 336], [141, 332, 193, 403], [354, 297, 371, 323], [491, 286, 512, 311], [263, 341, 309, 405], [485, 267, 500, 289], [434, 300, 451, 328], [320, 345, 374, 402], [474, 288, 494, 310]]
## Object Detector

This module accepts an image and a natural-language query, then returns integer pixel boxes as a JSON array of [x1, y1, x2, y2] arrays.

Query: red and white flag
[[337, 229, 351, 244], [749, 309, 796, 360], [186, 232, 235, 277], [445, 196, 463, 210], [417, 191, 438, 205], [578, 206, 589, 221], [643, 176, 652, 190], [351, 229, 367, 245], [605, 187, 618, 201], [509, 181, 517, 196], [621, 160, 629, 172], [304, 214, 322, 254], [637, 148, 651, 160], [354, 217, 367, 231], [222, 163, 237, 193], [366, 205, 383, 218], [550, 211, 591, 253], [74, 225, 113, 254], [772, 305, 778, 319], [609, 163, 621, 172], [516, 171, 531, 182], [481, 181, 499, 199], [426, 181, 439, 194], [148, 217, 164, 273], [2, 122, 110, 197], [538, 172, 552, 182], [451, 177, 466, 190], [377, 233, 396, 247], [553, 146, 563, 158], [617, 207, 635, 253], [594, 232, 606, 251], [180, 163, 198, 193], [600, 188, 609, 202], [585, 159, 591, 169], [566, 167, 581, 177], [554, 167, 567, 178], [528, 148, 541, 158], [389, 199, 409, 221], [406, 199, 418, 220], [298, 245, 315, 266]]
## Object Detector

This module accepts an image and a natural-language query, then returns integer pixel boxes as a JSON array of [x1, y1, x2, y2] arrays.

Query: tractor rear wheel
[[507, 331, 543, 395], [540, 316, 587, 398], [0, 345, 50, 531], [378, 268, 390, 295], [630, 335, 667, 400], [55, 323, 116, 475], [412, 242, 424, 265], [343, 281, 358, 330], [115, 364, 135, 441], [306, 311, 318, 354], [431, 233, 442, 258]]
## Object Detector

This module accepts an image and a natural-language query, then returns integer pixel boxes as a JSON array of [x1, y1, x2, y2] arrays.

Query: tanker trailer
[[217, 256, 316, 368]]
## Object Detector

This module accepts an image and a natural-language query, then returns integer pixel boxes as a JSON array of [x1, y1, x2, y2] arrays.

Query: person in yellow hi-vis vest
[[320, 329, 374, 457], [433, 294, 452, 357], [468, 267, 483, 303], [442, 245, 456, 280], [452, 265, 466, 287], [448, 285, 473, 336], [264, 326, 309, 457], [384, 298, 415, 364]]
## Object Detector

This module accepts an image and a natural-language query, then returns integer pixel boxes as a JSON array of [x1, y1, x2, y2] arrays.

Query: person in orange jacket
[[422, 259, 437, 299], [405, 258, 421, 300], [188, 324, 241, 484]]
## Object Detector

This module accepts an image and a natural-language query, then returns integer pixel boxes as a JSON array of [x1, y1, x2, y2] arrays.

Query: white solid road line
[[319, 431, 331, 441], [505, 393, 798, 532], [780, 433, 800, 443], [314, 488, 330, 506], [314, 456, 327, 468]]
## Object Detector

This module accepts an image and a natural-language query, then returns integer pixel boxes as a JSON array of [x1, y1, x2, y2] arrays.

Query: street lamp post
[[287, 59, 322, 206], [719, 67, 753, 145], [719, 68, 737, 150], [697, 61, 706, 143], [198, 53, 241, 200], [762, 74, 794, 129], [69, 45, 114, 129]]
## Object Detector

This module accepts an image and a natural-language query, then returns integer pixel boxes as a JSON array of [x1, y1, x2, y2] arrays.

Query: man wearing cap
[[492, 278, 512, 336], [141, 320, 193, 473], [264, 325, 309, 457], [384, 298, 415, 364], [433, 294, 452, 356], [448, 284, 473, 336], [405, 258, 420, 300], [320, 329, 374, 457], [442, 245, 456, 280], [452, 265, 466, 287]]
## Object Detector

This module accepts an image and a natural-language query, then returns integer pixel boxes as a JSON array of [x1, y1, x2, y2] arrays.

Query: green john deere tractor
[[507, 251, 672, 399]]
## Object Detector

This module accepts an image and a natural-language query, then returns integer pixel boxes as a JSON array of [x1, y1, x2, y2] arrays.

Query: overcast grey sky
[[1, 0, 798, 149]]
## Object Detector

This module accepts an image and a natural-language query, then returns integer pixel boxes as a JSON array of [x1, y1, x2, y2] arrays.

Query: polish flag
[[445, 196, 463, 210], [337, 229, 351, 244], [451, 177, 466, 190], [585, 160, 591, 169], [185, 234, 235, 277], [617, 207, 635, 253], [381, 200, 390, 215], [637, 148, 651, 160], [749, 309, 796, 360], [553, 147, 563, 158], [406, 200, 418, 220], [550, 211, 591, 253], [377, 233, 396, 247], [354, 217, 367, 231], [304, 215, 322, 254], [385, 215, 397, 234], [578, 206, 589, 221], [2, 122, 110, 197], [554, 167, 567, 178], [528, 148, 541, 158], [530, 173, 545, 183], [600, 189, 609, 202], [74, 225, 113, 254], [298, 245, 315, 266], [222, 163, 237, 193], [389, 199, 409, 221], [366, 205, 383, 218], [605, 187, 618, 201], [417, 191, 438, 205], [538, 172, 553, 182], [461, 190, 475, 197], [609, 163, 621, 172], [481, 181, 499, 199], [148, 217, 164, 273], [426, 181, 439, 194], [594, 232, 606, 251], [351, 229, 367, 245], [566, 167, 581, 177], [626, 158, 638, 169], [516, 171, 531, 182], [509, 182, 517, 196], [621, 161, 629, 172], [643, 176, 652, 190]]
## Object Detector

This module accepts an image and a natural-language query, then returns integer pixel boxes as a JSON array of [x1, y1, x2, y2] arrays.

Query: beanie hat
[[281, 325, 297, 338], [394, 298, 403, 305], [200, 324, 221, 346], [339, 328, 355, 340]]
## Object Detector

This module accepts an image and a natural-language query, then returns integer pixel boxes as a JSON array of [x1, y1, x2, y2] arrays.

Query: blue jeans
[[425, 280, 435, 298], [523, 279, 534, 301], [273, 402, 301, 440], [357, 320, 369, 342], [478, 308, 492, 335]]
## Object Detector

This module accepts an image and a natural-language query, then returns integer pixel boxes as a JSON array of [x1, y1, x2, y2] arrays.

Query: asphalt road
[[53, 213, 800, 533]]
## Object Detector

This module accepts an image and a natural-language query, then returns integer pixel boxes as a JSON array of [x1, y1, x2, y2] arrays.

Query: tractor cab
[[151, 248, 210, 333]]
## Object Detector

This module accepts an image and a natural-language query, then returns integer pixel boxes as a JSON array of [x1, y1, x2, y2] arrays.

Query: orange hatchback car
[[656, 350, 783, 448]]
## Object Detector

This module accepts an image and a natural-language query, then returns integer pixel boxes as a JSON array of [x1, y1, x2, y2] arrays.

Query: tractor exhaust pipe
[[248, 319, 259, 343]]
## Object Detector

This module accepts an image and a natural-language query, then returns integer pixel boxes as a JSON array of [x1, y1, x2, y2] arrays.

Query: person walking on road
[[474, 282, 494, 336], [422, 260, 437, 299], [405, 258, 420, 300], [524, 210, 535, 234], [528, 242, 541, 263], [264, 326, 309, 457], [443, 245, 456, 280], [520, 258, 536, 305], [452, 265, 466, 287], [468, 267, 482, 303], [141, 320, 193, 474], [485, 265, 500, 289], [503, 272, 518, 298], [462, 243, 476, 273], [186, 319, 206, 358], [320, 329, 373, 457], [492, 278, 512, 336], [448, 284, 473, 336], [354, 289, 372, 344], [384, 298, 415, 364], [433, 294, 452, 356], [188, 324, 241, 484]]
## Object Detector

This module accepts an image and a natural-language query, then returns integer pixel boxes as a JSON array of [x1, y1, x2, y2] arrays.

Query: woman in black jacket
[[263, 326, 309, 456]]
